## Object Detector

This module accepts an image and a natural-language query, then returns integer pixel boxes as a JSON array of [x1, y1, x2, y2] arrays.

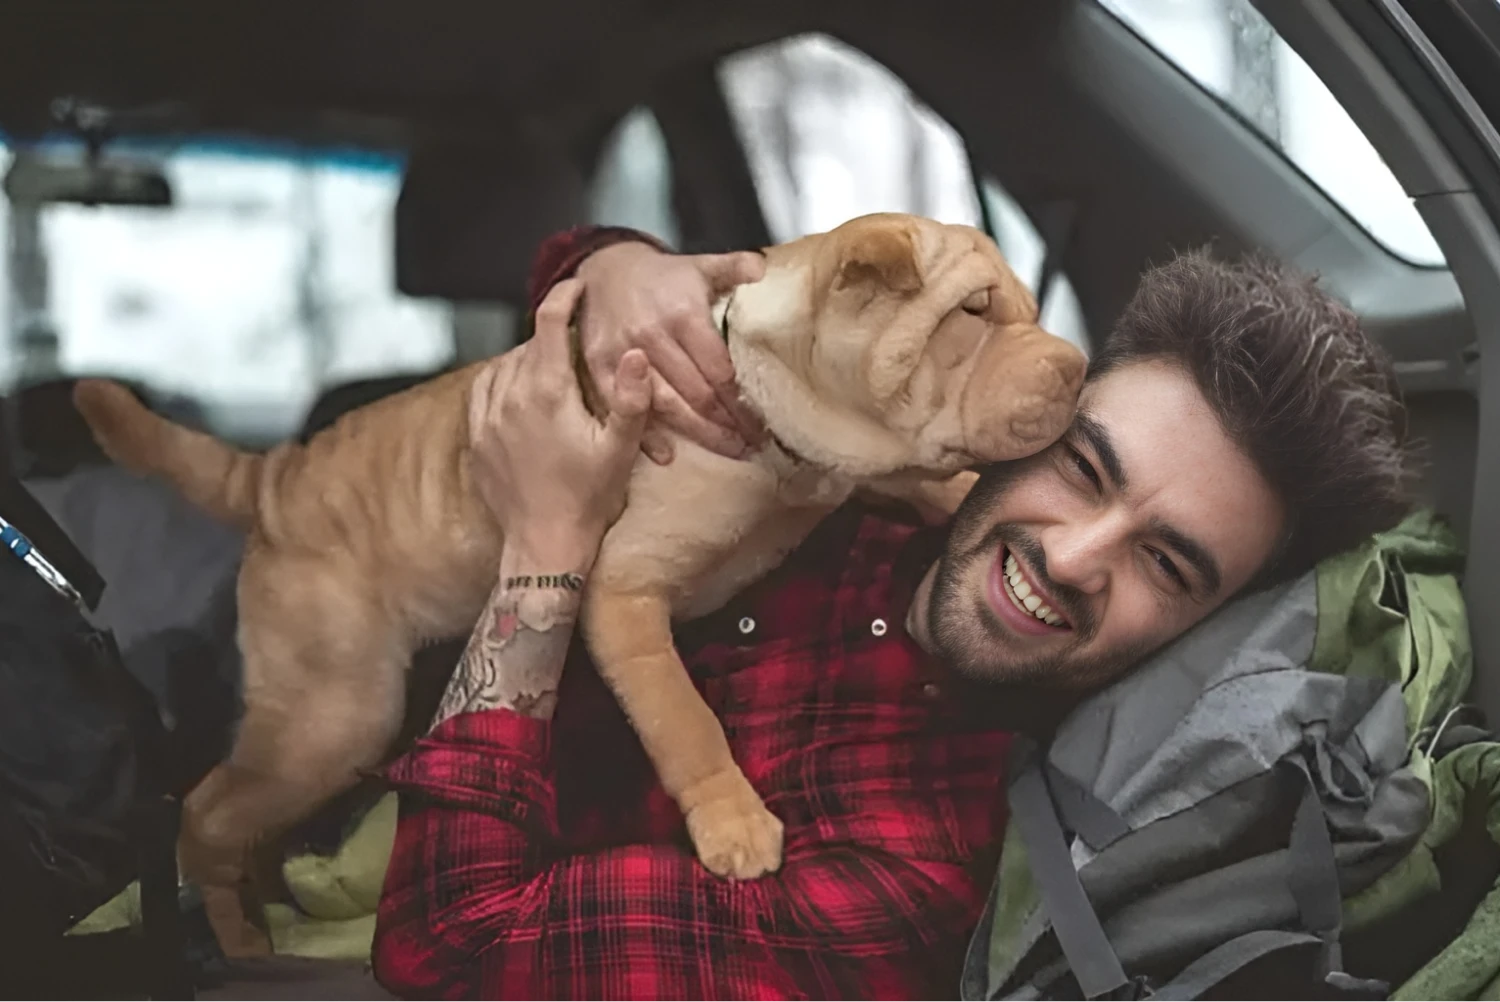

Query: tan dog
[[74, 212, 1084, 899]]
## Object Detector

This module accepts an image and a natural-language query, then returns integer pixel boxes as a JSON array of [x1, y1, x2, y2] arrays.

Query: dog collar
[[768, 430, 812, 466], [716, 291, 734, 341]]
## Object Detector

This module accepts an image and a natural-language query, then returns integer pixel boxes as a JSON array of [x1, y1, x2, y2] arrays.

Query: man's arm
[[374, 541, 588, 993], [376, 770, 983, 999], [428, 545, 585, 728]]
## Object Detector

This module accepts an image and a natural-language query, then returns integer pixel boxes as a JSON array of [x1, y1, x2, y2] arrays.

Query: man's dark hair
[[1088, 247, 1416, 586]]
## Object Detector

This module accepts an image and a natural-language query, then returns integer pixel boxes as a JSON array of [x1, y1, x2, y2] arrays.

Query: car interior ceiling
[[0, 0, 1492, 727]]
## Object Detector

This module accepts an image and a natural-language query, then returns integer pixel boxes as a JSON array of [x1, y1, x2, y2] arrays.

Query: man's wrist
[[576, 239, 667, 279], [525, 227, 670, 315], [506, 524, 604, 576]]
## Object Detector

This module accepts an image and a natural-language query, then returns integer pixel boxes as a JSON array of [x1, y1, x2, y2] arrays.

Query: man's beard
[[927, 463, 1153, 690]]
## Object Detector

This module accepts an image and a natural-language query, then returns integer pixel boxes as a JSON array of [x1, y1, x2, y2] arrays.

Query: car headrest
[[4, 378, 143, 479], [395, 135, 586, 305], [300, 372, 444, 443], [5, 378, 213, 481]]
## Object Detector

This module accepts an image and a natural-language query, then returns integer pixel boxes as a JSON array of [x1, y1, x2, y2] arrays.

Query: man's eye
[[1068, 447, 1101, 490], [1149, 548, 1187, 589]]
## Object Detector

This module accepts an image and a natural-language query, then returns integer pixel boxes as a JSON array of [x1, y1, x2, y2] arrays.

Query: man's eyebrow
[[1071, 410, 1126, 490], [1070, 409, 1221, 595], [1152, 519, 1223, 598]]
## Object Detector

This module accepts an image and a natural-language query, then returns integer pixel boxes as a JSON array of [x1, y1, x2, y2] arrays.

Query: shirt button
[[738, 616, 756, 635], [871, 618, 888, 637], [922, 682, 943, 700]]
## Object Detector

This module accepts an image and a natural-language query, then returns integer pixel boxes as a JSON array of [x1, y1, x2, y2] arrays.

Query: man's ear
[[835, 225, 922, 294]]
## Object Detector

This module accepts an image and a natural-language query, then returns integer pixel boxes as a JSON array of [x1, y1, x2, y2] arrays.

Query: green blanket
[[70, 793, 397, 961]]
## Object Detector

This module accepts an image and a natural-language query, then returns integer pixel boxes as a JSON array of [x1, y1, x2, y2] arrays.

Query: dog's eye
[[961, 289, 990, 315]]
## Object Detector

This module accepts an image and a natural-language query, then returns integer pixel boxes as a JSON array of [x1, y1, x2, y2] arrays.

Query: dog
[[74, 212, 1085, 913]]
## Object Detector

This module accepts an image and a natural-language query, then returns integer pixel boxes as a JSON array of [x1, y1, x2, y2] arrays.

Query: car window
[[718, 34, 1091, 354], [589, 107, 682, 248], [1097, 0, 1446, 268], [590, 37, 1091, 354], [0, 139, 455, 444]]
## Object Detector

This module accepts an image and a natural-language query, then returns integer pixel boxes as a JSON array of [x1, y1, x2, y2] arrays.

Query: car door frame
[[1254, 0, 1500, 723]]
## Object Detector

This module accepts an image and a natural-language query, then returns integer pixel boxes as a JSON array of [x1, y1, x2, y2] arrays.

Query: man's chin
[[945, 649, 1050, 687]]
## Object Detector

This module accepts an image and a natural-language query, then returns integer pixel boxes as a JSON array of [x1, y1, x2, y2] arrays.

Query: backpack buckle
[[1324, 970, 1390, 998], [1098, 978, 1152, 1002]]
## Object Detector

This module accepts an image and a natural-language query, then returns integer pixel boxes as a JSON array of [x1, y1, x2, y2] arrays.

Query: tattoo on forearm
[[430, 558, 588, 728], [502, 573, 583, 590]]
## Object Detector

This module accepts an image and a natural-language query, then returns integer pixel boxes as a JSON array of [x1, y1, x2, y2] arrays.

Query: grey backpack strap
[[1287, 757, 1344, 972], [1008, 747, 1131, 1000], [1008, 735, 1393, 1002], [1284, 750, 1391, 998], [1044, 761, 1129, 851], [1148, 929, 1323, 1000]]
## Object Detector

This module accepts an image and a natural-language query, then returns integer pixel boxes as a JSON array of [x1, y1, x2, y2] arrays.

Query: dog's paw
[[685, 783, 785, 880]]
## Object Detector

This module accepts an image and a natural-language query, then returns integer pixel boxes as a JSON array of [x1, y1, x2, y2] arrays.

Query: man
[[372, 226, 1413, 999]]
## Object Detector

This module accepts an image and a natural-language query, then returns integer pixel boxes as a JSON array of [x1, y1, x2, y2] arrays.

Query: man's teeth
[[1005, 553, 1065, 627]]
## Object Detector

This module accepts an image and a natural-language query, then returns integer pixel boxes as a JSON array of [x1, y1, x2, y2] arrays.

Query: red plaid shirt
[[372, 228, 1014, 1000]]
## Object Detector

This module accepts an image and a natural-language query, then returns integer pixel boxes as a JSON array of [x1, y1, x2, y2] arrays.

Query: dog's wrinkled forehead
[[804, 214, 1037, 328]]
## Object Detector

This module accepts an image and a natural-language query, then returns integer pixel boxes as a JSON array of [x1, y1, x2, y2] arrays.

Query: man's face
[[909, 360, 1286, 689]]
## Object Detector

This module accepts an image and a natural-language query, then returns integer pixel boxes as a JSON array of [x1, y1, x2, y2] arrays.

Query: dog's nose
[[960, 329, 1085, 462]]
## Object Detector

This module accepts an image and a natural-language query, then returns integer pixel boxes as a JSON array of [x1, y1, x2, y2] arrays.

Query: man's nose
[[1040, 515, 1126, 595]]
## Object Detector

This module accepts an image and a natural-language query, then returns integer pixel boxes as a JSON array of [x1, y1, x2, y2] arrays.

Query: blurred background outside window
[[0, 0, 1440, 443]]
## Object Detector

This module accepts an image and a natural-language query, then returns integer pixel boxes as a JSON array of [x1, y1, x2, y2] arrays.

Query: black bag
[[0, 551, 144, 934], [0, 471, 191, 996]]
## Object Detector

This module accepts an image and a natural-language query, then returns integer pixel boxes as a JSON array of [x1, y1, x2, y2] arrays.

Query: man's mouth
[[987, 545, 1071, 636]]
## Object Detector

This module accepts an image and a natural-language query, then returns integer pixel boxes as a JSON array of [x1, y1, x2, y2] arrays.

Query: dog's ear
[[835, 225, 922, 294]]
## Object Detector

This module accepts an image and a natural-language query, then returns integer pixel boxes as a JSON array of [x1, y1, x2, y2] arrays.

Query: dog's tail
[[73, 379, 264, 530]]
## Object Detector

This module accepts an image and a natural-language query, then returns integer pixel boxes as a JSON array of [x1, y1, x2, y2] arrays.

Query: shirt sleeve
[[372, 710, 986, 999], [525, 225, 672, 314]]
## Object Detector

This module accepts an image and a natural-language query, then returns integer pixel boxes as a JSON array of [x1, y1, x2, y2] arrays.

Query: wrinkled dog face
[[727, 213, 1087, 479]]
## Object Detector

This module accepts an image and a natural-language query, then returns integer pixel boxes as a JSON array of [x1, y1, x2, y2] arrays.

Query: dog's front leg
[[583, 588, 783, 880]]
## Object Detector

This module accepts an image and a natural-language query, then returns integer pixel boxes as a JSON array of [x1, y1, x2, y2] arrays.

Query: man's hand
[[575, 241, 766, 465], [468, 277, 651, 562]]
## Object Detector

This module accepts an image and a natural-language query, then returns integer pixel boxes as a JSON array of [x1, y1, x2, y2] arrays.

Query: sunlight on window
[[720, 33, 1092, 353], [0, 141, 453, 442], [1098, 0, 1445, 267]]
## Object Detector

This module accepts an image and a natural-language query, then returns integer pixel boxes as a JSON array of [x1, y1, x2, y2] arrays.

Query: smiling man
[[907, 252, 1409, 694], [907, 363, 1280, 687], [374, 233, 1413, 1000]]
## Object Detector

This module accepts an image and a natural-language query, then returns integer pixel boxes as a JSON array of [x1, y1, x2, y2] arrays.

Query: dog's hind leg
[[583, 588, 784, 880], [181, 555, 409, 953]]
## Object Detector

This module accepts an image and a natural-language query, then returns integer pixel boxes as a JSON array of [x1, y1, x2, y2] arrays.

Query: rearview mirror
[[3, 150, 172, 208]]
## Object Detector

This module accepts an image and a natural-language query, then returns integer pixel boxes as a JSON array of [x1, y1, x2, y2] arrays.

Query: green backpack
[[961, 510, 1494, 1000]]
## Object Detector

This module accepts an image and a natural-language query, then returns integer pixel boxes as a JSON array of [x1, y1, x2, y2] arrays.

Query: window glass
[[719, 33, 1091, 353], [0, 139, 454, 443], [1098, 0, 1446, 268], [589, 107, 682, 248]]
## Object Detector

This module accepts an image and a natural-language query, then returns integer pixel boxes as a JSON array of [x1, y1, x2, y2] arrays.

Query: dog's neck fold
[[720, 287, 916, 480]]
